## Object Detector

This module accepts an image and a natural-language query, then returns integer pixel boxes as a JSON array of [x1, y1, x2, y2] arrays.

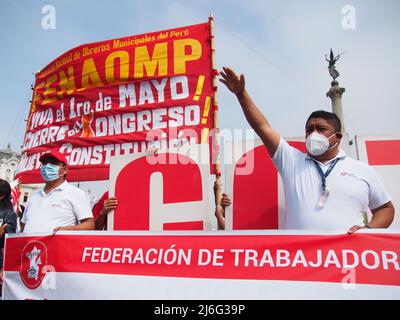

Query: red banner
[[3, 231, 400, 299], [4, 231, 400, 284], [16, 22, 214, 183]]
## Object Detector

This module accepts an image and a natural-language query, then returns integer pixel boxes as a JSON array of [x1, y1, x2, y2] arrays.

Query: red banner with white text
[[3, 231, 400, 299], [16, 22, 214, 183]]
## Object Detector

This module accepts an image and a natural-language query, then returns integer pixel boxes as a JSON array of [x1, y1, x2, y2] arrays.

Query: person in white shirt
[[20, 151, 94, 233], [219, 66, 395, 233]]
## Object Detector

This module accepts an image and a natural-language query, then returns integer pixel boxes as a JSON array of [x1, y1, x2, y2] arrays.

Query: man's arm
[[94, 197, 118, 230], [348, 201, 395, 234], [369, 201, 395, 227], [215, 205, 225, 230], [219, 67, 280, 157], [95, 213, 107, 231], [53, 218, 95, 233], [214, 193, 232, 231]]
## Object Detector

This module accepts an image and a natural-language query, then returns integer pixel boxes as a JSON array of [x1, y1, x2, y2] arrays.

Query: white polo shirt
[[22, 181, 93, 233], [272, 138, 391, 230]]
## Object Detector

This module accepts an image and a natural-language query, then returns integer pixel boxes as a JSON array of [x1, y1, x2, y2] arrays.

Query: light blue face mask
[[40, 163, 62, 182]]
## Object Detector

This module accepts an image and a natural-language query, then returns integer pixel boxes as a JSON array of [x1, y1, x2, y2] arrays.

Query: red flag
[[10, 179, 21, 213]]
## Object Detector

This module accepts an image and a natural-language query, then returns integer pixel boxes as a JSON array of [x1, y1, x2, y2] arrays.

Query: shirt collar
[[39, 181, 68, 196], [306, 149, 346, 165]]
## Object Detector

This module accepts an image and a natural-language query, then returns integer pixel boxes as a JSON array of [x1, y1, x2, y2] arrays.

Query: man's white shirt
[[272, 138, 391, 229], [22, 181, 93, 233]]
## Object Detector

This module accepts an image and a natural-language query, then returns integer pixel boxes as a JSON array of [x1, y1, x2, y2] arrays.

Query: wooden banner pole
[[209, 15, 222, 207]]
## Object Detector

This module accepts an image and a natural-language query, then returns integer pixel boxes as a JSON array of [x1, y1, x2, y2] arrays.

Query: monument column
[[325, 49, 346, 133], [327, 80, 346, 133]]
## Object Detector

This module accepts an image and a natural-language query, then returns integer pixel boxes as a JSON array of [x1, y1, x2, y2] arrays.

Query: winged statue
[[325, 49, 343, 80]]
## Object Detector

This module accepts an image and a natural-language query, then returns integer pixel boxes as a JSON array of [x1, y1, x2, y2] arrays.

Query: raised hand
[[219, 66, 245, 96]]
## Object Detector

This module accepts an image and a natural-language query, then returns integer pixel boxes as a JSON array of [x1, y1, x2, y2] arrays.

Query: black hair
[[0, 179, 13, 210], [306, 110, 342, 132]]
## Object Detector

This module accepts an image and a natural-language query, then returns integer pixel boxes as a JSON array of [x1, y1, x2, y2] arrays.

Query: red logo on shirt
[[19, 240, 48, 289]]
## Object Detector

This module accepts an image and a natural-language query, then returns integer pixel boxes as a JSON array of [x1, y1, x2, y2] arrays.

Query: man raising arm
[[219, 66, 394, 233], [219, 66, 280, 157]]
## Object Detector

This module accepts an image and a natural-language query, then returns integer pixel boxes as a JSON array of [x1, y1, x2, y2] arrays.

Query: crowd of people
[[0, 66, 395, 295]]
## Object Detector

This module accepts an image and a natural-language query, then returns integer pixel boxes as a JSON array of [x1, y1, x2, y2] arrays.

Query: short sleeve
[[72, 188, 93, 221], [271, 137, 301, 178], [367, 166, 392, 210]]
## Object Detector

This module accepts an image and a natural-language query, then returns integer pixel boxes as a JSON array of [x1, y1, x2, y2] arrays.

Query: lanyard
[[312, 158, 340, 191]]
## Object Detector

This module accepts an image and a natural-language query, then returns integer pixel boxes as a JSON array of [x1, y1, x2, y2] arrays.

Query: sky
[[0, 0, 399, 195]]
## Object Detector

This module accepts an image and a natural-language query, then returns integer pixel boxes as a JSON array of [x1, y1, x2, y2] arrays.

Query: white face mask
[[306, 132, 338, 156]]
